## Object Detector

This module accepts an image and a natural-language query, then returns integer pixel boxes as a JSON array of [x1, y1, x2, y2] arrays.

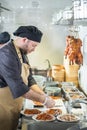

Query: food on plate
[[46, 108, 62, 116], [57, 114, 79, 122], [24, 109, 41, 115], [64, 88, 78, 93], [36, 112, 54, 121], [50, 96, 59, 99], [33, 101, 43, 106], [70, 93, 85, 99]]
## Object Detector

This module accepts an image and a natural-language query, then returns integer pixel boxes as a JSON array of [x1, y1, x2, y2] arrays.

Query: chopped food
[[70, 93, 85, 99], [36, 113, 54, 121], [46, 108, 62, 116], [58, 114, 79, 122], [24, 109, 41, 114]]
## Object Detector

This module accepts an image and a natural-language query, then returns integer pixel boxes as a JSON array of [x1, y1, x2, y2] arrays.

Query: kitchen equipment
[[33, 75, 46, 89], [44, 86, 61, 96], [44, 81, 58, 87], [44, 81, 61, 96]]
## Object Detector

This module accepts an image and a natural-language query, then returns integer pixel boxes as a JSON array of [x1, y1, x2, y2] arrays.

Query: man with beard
[[0, 26, 55, 130]]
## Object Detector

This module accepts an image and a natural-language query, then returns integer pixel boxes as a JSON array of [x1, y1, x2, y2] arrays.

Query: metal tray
[[62, 86, 79, 94], [62, 86, 86, 101], [69, 92, 86, 100]]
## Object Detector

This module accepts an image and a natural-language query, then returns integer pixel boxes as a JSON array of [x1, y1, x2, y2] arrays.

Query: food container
[[62, 85, 79, 94], [44, 86, 61, 96], [44, 81, 58, 87], [33, 75, 46, 89], [62, 84, 86, 102], [69, 92, 86, 100], [52, 65, 65, 82]]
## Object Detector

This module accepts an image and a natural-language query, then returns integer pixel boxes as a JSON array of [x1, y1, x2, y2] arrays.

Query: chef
[[0, 31, 10, 47], [0, 26, 55, 130]]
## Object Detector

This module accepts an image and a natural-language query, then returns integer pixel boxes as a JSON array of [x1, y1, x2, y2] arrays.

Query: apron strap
[[13, 41, 23, 63], [13, 40, 30, 85]]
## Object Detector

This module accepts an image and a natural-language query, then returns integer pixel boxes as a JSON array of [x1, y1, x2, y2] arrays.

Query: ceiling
[[0, 0, 72, 10], [0, 0, 73, 31]]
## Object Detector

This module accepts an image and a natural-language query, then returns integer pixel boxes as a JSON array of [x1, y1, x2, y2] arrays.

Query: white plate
[[32, 114, 56, 122], [20, 109, 42, 117], [20, 110, 34, 117], [57, 114, 80, 122]]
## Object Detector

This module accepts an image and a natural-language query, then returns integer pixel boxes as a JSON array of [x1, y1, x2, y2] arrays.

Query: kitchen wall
[[28, 25, 68, 69]]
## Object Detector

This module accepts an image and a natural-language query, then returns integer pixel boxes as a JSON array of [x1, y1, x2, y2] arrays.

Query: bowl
[[44, 86, 61, 96], [33, 75, 46, 88]]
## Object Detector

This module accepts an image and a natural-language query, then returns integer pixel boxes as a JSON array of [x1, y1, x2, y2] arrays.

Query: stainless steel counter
[[21, 116, 79, 130]]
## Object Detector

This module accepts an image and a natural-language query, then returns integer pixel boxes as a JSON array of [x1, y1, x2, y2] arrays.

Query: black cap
[[13, 26, 43, 43], [0, 32, 10, 44]]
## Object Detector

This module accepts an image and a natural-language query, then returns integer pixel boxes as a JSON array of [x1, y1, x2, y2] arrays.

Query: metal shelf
[[74, 19, 87, 26]]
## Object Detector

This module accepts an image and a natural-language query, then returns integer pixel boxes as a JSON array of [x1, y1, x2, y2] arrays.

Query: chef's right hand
[[43, 96, 55, 108]]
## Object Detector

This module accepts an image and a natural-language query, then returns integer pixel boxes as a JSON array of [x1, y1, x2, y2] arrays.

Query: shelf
[[53, 18, 87, 26], [74, 19, 87, 26]]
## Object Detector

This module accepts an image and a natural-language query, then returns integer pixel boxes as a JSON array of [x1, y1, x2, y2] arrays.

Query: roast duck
[[64, 35, 83, 65]]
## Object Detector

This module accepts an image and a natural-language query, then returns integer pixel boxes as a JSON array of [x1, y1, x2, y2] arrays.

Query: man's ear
[[22, 37, 27, 42]]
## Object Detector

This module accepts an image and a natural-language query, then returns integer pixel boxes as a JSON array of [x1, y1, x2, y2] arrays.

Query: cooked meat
[[24, 109, 41, 114], [64, 35, 83, 65]]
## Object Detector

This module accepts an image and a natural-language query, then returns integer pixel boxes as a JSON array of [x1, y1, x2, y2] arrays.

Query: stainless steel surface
[[22, 118, 78, 130], [67, 121, 87, 130]]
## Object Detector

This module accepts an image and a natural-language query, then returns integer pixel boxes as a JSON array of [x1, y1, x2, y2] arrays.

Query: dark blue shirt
[[0, 40, 36, 98]]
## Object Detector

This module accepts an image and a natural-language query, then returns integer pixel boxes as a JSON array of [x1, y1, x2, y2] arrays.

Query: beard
[[21, 48, 27, 55], [21, 44, 29, 54]]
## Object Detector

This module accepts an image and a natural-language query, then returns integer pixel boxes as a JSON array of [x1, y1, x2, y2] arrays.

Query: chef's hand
[[43, 96, 55, 108]]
